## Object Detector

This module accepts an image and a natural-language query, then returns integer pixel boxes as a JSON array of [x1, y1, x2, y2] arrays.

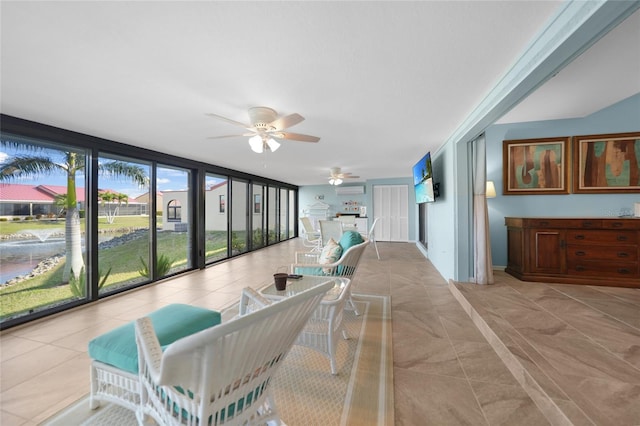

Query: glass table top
[[261, 275, 349, 302]]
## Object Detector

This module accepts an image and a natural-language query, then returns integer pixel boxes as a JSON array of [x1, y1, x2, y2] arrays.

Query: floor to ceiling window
[[0, 134, 88, 324], [156, 165, 193, 277], [267, 185, 278, 244], [0, 116, 298, 329], [251, 183, 265, 249], [279, 188, 288, 240], [97, 153, 151, 295], [205, 173, 229, 263], [289, 188, 296, 238], [230, 179, 248, 255]]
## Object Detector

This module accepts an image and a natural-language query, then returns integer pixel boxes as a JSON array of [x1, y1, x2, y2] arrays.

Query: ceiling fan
[[207, 106, 320, 153], [328, 167, 360, 185]]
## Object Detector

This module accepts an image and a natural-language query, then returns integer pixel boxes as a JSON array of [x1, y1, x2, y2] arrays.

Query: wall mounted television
[[412, 151, 435, 203]]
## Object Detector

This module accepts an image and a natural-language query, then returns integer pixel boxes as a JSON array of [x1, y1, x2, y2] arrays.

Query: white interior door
[[373, 185, 409, 242]]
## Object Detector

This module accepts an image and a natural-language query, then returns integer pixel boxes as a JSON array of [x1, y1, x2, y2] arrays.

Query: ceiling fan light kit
[[328, 167, 359, 185], [248, 135, 280, 153], [208, 106, 320, 153]]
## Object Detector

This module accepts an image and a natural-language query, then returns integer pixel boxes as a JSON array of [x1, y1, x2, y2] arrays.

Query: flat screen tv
[[412, 152, 435, 203]]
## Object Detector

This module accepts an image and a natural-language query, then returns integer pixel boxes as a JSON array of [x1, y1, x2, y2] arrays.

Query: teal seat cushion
[[339, 230, 364, 252], [293, 266, 326, 276], [88, 303, 221, 374]]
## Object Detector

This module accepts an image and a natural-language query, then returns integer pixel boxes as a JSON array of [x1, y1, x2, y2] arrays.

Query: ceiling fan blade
[[206, 113, 252, 129], [269, 113, 304, 130], [207, 133, 254, 139], [344, 175, 360, 179], [272, 131, 320, 142]]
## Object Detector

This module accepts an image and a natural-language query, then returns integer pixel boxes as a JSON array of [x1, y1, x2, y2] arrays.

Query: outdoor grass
[[0, 216, 151, 236], [0, 218, 231, 321]]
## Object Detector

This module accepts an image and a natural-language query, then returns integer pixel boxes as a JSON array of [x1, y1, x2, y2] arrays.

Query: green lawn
[[0, 215, 151, 236], [0, 218, 231, 321]]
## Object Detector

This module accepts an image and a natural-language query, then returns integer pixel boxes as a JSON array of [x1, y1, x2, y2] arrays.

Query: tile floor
[[1, 238, 638, 425], [451, 272, 640, 426]]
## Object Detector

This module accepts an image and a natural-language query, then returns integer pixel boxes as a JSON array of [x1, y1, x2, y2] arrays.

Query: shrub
[[0, 218, 7, 222], [138, 253, 175, 278], [12, 217, 21, 221], [69, 267, 111, 298]]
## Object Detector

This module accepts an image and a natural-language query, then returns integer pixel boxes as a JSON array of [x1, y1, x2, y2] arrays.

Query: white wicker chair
[[294, 278, 352, 375], [134, 281, 333, 426], [368, 217, 380, 259], [300, 217, 322, 252], [319, 220, 344, 246], [291, 239, 369, 316]]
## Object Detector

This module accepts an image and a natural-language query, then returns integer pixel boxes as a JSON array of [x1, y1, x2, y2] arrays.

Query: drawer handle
[[539, 221, 550, 226], [582, 221, 593, 227], [617, 268, 631, 275], [617, 235, 628, 241], [612, 222, 623, 228], [575, 265, 586, 271], [575, 251, 586, 256], [574, 235, 586, 240], [617, 252, 629, 258]]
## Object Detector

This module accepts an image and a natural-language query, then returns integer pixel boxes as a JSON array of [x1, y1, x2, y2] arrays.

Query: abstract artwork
[[573, 132, 640, 193], [503, 137, 570, 195]]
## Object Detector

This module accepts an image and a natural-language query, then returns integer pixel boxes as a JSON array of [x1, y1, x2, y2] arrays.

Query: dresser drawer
[[567, 245, 638, 262], [567, 260, 638, 278], [566, 230, 637, 245], [602, 219, 640, 230], [524, 218, 602, 229]]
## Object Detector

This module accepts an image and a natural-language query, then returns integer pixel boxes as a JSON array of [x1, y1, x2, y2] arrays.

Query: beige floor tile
[[7, 239, 636, 425], [470, 381, 551, 426], [0, 335, 45, 363], [394, 367, 487, 425]]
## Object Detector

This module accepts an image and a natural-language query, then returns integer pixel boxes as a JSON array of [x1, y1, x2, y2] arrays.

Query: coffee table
[[261, 275, 352, 374]]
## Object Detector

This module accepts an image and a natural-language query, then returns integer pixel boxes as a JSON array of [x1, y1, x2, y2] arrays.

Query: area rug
[[43, 293, 393, 426]]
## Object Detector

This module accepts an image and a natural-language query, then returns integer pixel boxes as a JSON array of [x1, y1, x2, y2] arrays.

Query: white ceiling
[[1, 2, 639, 186]]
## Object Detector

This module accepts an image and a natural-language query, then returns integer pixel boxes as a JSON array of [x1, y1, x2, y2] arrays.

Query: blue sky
[[0, 145, 225, 198]]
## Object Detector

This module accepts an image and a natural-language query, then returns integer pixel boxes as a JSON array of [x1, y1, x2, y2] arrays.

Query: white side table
[[261, 276, 352, 374]]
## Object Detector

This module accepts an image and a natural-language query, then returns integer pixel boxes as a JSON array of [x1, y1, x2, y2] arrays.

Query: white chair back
[[300, 217, 322, 251], [368, 217, 380, 259], [135, 281, 334, 426], [319, 220, 343, 246]]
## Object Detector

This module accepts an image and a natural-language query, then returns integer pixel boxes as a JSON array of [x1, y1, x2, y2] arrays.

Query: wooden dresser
[[504, 217, 639, 288]]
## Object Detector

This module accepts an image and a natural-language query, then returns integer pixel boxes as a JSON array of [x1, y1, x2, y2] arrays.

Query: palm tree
[[99, 190, 130, 224], [0, 141, 148, 281]]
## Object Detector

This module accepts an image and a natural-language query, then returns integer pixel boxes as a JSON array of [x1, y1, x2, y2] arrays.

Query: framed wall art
[[503, 137, 570, 195], [572, 132, 640, 193]]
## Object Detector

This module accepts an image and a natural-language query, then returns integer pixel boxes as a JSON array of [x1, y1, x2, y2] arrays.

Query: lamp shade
[[486, 181, 497, 198], [248, 135, 264, 153], [266, 138, 280, 152]]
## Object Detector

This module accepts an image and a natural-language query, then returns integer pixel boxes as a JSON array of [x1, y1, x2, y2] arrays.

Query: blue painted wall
[[486, 93, 640, 267], [300, 93, 639, 282], [299, 177, 416, 238]]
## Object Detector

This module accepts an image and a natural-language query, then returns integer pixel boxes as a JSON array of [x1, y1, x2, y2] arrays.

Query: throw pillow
[[319, 238, 343, 273], [339, 230, 364, 252]]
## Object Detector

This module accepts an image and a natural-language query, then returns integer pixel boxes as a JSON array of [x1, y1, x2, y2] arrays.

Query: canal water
[[0, 234, 117, 284]]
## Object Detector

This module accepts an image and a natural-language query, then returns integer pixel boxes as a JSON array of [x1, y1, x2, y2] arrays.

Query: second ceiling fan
[[207, 106, 320, 153], [328, 167, 359, 185]]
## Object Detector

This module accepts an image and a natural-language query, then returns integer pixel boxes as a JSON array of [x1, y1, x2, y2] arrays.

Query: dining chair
[[300, 216, 322, 251], [368, 217, 380, 259], [319, 220, 343, 246]]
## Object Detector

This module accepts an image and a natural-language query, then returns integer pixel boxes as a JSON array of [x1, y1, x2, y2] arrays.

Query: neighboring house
[[0, 183, 147, 218], [161, 181, 265, 232], [0, 183, 85, 217], [162, 181, 229, 231], [133, 191, 162, 216]]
